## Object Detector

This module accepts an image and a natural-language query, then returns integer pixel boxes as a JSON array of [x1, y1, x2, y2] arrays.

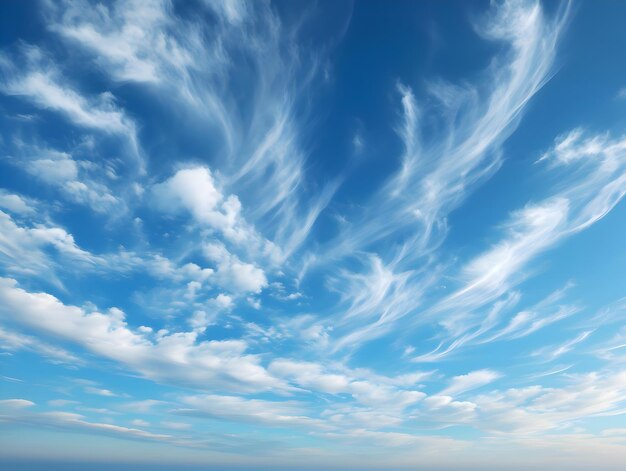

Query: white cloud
[[327, 254, 436, 351], [470, 370, 626, 434], [176, 394, 326, 429], [151, 167, 274, 262], [131, 419, 149, 427], [10, 143, 123, 212], [51, 0, 190, 84], [0, 326, 83, 365], [203, 241, 267, 294], [50, 0, 336, 260], [270, 359, 351, 395], [2, 399, 172, 443], [0, 210, 99, 284], [531, 330, 593, 362], [0, 46, 136, 137], [160, 421, 191, 430], [0, 191, 36, 215], [439, 198, 570, 315], [0, 398, 35, 409], [412, 127, 626, 360], [310, 0, 571, 351], [84, 386, 117, 397], [0, 278, 288, 394], [440, 369, 501, 397], [268, 359, 426, 411]]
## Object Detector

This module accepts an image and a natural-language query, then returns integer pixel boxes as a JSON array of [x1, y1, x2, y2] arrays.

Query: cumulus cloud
[[203, 241, 267, 294], [152, 167, 246, 242]]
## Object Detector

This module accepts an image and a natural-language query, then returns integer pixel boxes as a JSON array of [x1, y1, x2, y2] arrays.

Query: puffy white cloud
[[151, 167, 278, 288], [203, 241, 267, 294], [152, 167, 223, 223]]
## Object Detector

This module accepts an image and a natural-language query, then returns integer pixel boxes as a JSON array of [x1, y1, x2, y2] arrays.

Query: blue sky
[[0, 0, 625, 469]]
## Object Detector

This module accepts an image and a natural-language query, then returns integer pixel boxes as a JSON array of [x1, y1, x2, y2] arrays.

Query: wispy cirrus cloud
[[316, 0, 571, 352], [411, 127, 626, 360]]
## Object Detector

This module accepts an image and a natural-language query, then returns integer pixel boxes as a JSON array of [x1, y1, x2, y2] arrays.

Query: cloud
[[268, 359, 427, 411], [439, 198, 570, 314], [203, 241, 267, 294], [151, 167, 277, 289], [470, 370, 626, 434], [1, 399, 172, 443], [152, 167, 249, 243], [8, 142, 123, 213], [0, 326, 83, 365], [0, 278, 287, 394], [410, 126, 626, 361], [84, 386, 117, 397], [175, 394, 326, 430], [531, 330, 594, 362], [0, 209, 99, 285], [49, 0, 336, 260], [0, 45, 136, 138], [310, 0, 571, 351], [269, 359, 351, 395], [160, 421, 191, 430], [131, 419, 150, 427], [0, 191, 36, 215], [326, 255, 437, 351], [50, 0, 192, 84], [440, 369, 501, 397], [0, 398, 35, 410]]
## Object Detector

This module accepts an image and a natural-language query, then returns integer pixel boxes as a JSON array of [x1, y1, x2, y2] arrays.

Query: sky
[[0, 0, 625, 469]]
